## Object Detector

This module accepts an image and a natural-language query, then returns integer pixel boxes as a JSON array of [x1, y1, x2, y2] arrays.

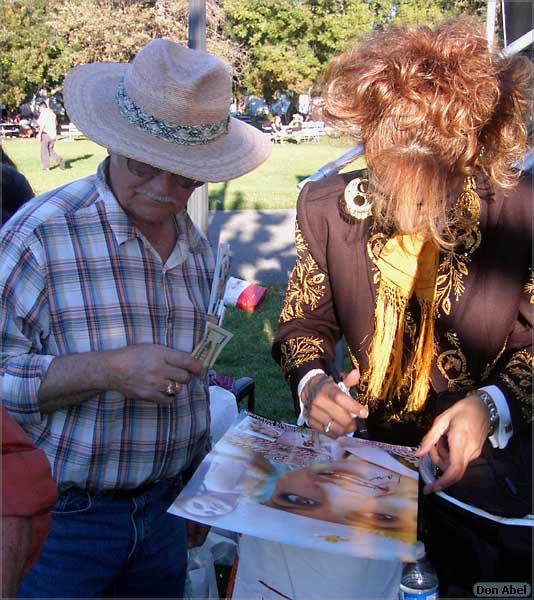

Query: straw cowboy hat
[[63, 39, 272, 182]]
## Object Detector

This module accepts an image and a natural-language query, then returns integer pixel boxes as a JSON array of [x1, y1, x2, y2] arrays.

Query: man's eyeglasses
[[126, 158, 204, 189]]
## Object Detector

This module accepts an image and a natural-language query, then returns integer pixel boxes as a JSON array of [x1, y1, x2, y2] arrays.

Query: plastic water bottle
[[399, 542, 439, 600]]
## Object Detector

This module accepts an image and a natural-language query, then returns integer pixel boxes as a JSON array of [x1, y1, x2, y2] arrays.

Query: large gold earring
[[456, 175, 480, 223], [339, 177, 373, 223]]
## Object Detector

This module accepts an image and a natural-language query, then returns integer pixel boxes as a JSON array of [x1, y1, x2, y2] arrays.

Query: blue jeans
[[18, 478, 187, 598]]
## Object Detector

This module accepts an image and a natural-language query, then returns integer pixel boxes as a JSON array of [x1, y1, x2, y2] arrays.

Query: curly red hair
[[323, 19, 532, 244]]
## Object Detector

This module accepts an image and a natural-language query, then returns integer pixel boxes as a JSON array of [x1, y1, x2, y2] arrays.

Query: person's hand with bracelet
[[415, 391, 496, 494], [298, 368, 366, 438]]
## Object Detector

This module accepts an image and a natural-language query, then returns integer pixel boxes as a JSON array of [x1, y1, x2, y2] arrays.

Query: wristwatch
[[472, 389, 499, 437]]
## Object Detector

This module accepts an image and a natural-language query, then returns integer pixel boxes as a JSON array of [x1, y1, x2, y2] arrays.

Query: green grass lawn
[[216, 284, 295, 423], [4, 138, 108, 196], [3, 134, 364, 208], [208, 135, 364, 210]]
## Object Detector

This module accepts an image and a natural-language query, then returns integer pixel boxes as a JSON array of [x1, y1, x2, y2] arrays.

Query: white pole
[[501, 29, 534, 57], [486, 0, 497, 47], [297, 145, 365, 191], [501, 0, 508, 46], [187, 0, 209, 235]]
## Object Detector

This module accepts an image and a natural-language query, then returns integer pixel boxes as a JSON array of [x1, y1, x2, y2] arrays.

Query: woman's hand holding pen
[[301, 368, 368, 439]]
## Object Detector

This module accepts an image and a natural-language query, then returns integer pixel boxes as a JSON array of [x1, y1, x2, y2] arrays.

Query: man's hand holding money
[[192, 322, 233, 370], [108, 344, 204, 404]]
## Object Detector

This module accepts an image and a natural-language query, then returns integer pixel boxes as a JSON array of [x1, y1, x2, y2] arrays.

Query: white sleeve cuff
[[479, 385, 513, 449], [296, 369, 326, 426]]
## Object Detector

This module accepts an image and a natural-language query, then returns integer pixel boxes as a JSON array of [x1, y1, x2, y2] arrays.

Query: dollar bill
[[192, 322, 233, 369]]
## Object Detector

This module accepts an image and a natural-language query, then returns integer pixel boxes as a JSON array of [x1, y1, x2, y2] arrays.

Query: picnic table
[[60, 123, 84, 141], [262, 121, 326, 144], [295, 121, 326, 143], [0, 123, 20, 139]]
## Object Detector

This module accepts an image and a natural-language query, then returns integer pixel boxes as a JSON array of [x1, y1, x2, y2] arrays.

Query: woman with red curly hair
[[274, 18, 532, 590]]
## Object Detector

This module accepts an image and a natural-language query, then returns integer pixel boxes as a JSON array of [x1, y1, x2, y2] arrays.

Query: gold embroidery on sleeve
[[280, 222, 326, 323], [499, 350, 533, 422], [524, 269, 534, 304], [436, 331, 475, 392], [347, 346, 360, 372], [280, 336, 324, 375], [435, 196, 481, 316], [481, 338, 508, 381]]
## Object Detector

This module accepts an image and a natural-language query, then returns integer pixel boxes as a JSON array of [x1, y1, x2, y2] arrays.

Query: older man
[[0, 39, 271, 598]]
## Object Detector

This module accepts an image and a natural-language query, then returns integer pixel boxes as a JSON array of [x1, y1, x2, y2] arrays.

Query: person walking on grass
[[36, 102, 65, 171]]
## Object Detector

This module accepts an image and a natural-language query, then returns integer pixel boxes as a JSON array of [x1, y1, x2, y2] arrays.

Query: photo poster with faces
[[169, 412, 419, 561]]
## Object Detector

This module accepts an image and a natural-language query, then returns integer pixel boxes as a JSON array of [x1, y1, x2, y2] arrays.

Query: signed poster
[[169, 412, 419, 561]]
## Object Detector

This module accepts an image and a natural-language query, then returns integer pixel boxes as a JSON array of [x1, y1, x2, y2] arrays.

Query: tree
[[224, 0, 487, 101], [0, 0, 494, 114], [1, 0, 246, 113], [224, 0, 387, 100], [0, 0, 64, 111], [384, 0, 487, 26], [224, 0, 315, 99], [49, 1, 159, 67], [151, 0, 248, 82]]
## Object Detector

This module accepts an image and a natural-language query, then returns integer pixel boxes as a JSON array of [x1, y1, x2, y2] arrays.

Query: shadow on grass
[[216, 283, 294, 422], [209, 185, 254, 211], [64, 154, 94, 169]]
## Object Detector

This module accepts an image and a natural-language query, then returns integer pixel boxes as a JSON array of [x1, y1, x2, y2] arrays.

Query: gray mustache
[[140, 191, 175, 204]]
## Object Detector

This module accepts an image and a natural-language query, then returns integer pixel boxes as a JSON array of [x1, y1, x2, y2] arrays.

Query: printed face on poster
[[169, 413, 419, 561]]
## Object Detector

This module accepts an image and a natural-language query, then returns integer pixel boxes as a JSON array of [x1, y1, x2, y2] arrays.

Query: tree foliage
[[223, 0, 487, 100], [0, 0, 65, 109], [0, 0, 245, 112], [49, 1, 158, 67], [387, 0, 487, 25], [223, 0, 388, 99], [1, 0, 491, 113], [50, 0, 245, 72]]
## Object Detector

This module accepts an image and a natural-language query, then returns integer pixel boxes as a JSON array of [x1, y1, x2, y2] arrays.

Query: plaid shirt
[[0, 160, 214, 491]]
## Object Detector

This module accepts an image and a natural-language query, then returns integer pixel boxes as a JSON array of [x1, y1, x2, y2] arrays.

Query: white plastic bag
[[209, 385, 238, 445], [184, 544, 219, 599], [184, 530, 238, 599]]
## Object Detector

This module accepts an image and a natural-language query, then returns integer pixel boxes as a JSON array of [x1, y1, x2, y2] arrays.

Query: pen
[[326, 357, 369, 439]]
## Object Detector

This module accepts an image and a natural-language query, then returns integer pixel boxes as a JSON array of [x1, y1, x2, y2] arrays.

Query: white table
[[231, 535, 402, 599]]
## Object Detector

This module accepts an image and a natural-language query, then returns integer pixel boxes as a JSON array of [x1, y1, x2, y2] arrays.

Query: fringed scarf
[[367, 233, 438, 412]]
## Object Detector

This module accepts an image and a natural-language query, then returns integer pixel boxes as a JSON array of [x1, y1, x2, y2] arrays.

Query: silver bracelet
[[472, 389, 499, 437]]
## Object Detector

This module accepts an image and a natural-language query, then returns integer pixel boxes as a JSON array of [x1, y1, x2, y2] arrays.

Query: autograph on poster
[[169, 413, 419, 561]]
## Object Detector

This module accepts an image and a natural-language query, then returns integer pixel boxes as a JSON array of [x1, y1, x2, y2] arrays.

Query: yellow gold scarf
[[367, 232, 439, 412], [366, 175, 480, 412]]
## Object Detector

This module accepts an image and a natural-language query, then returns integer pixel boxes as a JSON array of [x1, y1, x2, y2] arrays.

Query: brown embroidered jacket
[[273, 169, 533, 445]]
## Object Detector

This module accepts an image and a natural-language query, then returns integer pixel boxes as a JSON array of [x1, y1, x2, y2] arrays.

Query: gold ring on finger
[[166, 381, 178, 395]]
